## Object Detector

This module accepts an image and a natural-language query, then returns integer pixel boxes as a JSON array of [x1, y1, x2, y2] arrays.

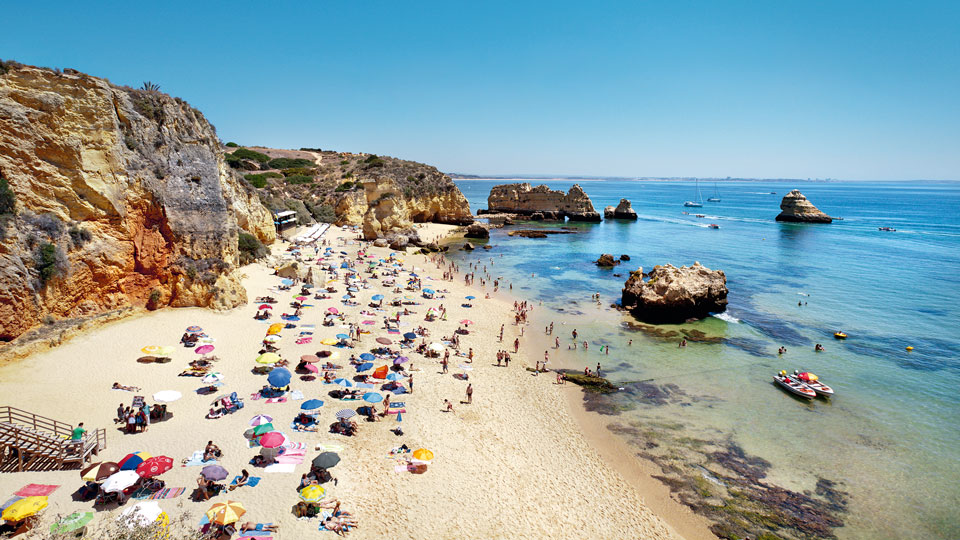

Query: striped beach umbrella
[[249, 414, 272, 426], [80, 461, 120, 482], [118, 452, 152, 471], [335, 409, 355, 419], [206, 500, 246, 525]]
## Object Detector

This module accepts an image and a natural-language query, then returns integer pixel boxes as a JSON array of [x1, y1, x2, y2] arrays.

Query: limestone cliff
[[621, 262, 728, 324], [484, 183, 601, 221], [0, 63, 275, 341], [775, 189, 832, 223]]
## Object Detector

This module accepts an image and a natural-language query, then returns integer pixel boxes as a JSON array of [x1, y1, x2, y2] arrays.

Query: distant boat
[[708, 223, 719, 229], [683, 179, 704, 207], [878, 227, 896, 232], [706, 182, 721, 202]]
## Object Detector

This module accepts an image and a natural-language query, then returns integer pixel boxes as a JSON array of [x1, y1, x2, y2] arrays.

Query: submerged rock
[[621, 262, 728, 323], [776, 189, 832, 223], [619, 254, 631, 261], [462, 242, 475, 251]]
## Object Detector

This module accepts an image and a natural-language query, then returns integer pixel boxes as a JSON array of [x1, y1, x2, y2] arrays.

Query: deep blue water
[[449, 179, 960, 540]]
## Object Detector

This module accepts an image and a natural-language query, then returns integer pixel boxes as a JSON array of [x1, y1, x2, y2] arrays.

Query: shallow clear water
[[449, 179, 960, 540]]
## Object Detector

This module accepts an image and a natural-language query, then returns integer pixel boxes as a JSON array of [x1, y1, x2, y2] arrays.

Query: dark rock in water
[[603, 206, 616, 219], [507, 229, 576, 238], [423, 242, 440, 252], [560, 371, 617, 393], [776, 189, 832, 223], [482, 244, 493, 250], [464, 223, 490, 238], [621, 262, 728, 324], [620, 254, 630, 261], [613, 273, 622, 278], [596, 254, 619, 267], [530, 212, 544, 221], [462, 242, 474, 250]]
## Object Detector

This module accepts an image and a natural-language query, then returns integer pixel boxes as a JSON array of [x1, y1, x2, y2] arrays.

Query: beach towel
[[136, 487, 185, 500], [15, 484, 59, 497], [182, 450, 218, 467], [284, 441, 307, 451], [387, 329, 400, 334], [237, 523, 275, 536], [290, 390, 304, 400], [230, 476, 261, 488], [385, 408, 406, 415], [264, 463, 296, 473], [296, 337, 313, 344], [249, 393, 262, 400], [265, 397, 287, 404]]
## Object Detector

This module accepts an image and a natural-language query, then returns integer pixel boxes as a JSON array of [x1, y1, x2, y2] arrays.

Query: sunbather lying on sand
[[112, 382, 140, 392], [322, 515, 358, 535]]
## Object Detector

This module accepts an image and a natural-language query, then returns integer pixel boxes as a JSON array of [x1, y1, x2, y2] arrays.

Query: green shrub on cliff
[[281, 167, 317, 177], [238, 232, 269, 264], [308, 203, 337, 223], [225, 142, 239, 148], [268, 157, 314, 169], [335, 181, 355, 192], [34, 242, 69, 286], [231, 148, 271, 163], [284, 175, 314, 185], [0, 176, 15, 214], [244, 173, 283, 188]]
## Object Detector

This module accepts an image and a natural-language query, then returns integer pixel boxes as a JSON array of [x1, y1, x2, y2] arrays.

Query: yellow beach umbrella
[[2, 496, 48, 521], [141, 345, 174, 356], [206, 500, 246, 525], [267, 323, 285, 335], [412, 448, 434, 462], [299, 485, 327, 502], [255, 353, 281, 364], [320, 338, 338, 346]]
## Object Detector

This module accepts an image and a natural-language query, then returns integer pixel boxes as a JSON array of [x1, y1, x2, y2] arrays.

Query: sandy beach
[[0, 223, 711, 539]]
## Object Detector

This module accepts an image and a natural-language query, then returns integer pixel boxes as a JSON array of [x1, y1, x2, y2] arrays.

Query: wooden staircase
[[0, 406, 106, 472]]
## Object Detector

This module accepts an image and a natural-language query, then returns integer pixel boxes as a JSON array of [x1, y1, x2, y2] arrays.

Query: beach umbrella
[[255, 352, 281, 364], [347, 287, 358, 292], [327, 307, 338, 314], [301, 354, 321, 363], [186, 325, 203, 333], [465, 296, 475, 300], [202, 372, 224, 384], [206, 500, 246, 526], [335, 409, 356, 419], [210, 394, 232, 405], [81, 461, 119, 482], [363, 392, 383, 403], [251, 423, 275, 436], [260, 432, 285, 449], [396, 411, 402, 422], [362, 320, 375, 325], [311, 452, 341, 469], [336, 334, 350, 340], [303, 284, 314, 289], [119, 501, 162, 528], [376, 337, 392, 345], [267, 367, 292, 387], [359, 353, 375, 361], [201, 465, 229, 481], [301, 399, 324, 410], [371, 294, 384, 301], [249, 414, 273, 426], [356, 362, 373, 372], [373, 365, 389, 379], [267, 323, 284, 335], [258, 304, 273, 310], [403, 332, 417, 340], [393, 356, 409, 365], [386, 373, 404, 381], [428, 343, 445, 352], [281, 279, 294, 286], [459, 320, 474, 325], [423, 288, 435, 294], [263, 335, 281, 344], [320, 338, 338, 345], [50, 511, 94, 534], [2, 496, 47, 521], [355, 382, 374, 389], [295, 296, 306, 302], [458, 364, 474, 371], [334, 378, 353, 387], [412, 448, 434, 462], [136, 456, 173, 478], [299, 485, 327, 503], [140, 345, 173, 356], [102, 470, 140, 493], [118, 452, 152, 471], [341, 294, 351, 300], [152, 390, 181, 403], [195, 344, 215, 355], [304, 364, 319, 374]]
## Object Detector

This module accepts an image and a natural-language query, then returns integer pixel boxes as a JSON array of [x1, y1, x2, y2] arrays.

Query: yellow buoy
[[906, 346, 914, 351]]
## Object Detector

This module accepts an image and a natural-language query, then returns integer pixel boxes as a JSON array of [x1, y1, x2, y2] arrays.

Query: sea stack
[[776, 189, 832, 223], [620, 262, 728, 324], [484, 183, 602, 222], [611, 198, 637, 220]]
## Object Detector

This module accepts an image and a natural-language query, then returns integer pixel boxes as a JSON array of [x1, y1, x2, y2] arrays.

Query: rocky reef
[[620, 262, 728, 323], [595, 254, 620, 267], [775, 189, 832, 223], [482, 183, 601, 222], [603, 198, 637, 220], [0, 63, 275, 342]]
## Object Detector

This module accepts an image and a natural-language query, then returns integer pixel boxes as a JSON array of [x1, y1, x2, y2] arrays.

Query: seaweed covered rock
[[621, 262, 728, 323]]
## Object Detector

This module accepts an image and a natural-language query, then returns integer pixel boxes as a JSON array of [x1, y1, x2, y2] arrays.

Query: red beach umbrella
[[136, 456, 174, 478], [258, 304, 273, 310], [301, 354, 321, 363], [260, 432, 285, 449]]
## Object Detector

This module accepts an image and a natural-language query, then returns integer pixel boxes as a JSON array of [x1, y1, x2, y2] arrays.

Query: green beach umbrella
[[50, 511, 93, 534], [252, 423, 274, 436]]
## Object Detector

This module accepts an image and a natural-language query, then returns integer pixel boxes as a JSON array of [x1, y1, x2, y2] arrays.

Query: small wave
[[714, 312, 740, 323]]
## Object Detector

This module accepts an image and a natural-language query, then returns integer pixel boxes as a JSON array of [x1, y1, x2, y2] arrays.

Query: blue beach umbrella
[[359, 353, 375, 361], [347, 287, 358, 292], [423, 289, 434, 295], [363, 392, 383, 403], [281, 279, 294, 286], [465, 296, 475, 300], [334, 378, 353, 387], [340, 263, 350, 269], [301, 399, 324, 410], [342, 295, 351, 299], [403, 332, 417, 340], [386, 373, 404, 381], [267, 368, 292, 387], [372, 294, 384, 301], [336, 334, 350, 340], [357, 362, 373, 372], [355, 382, 374, 389]]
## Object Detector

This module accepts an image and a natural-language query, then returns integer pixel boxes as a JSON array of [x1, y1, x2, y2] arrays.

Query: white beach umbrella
[[202, 372, 224, 384], [102, 470, 140, 493], [152, 390, 182, 403], [428, 343, 445, 352], [119, 500, 162, 528]]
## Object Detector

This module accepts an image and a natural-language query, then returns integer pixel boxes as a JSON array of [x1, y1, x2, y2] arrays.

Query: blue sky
[[3, 1, 958, 179]]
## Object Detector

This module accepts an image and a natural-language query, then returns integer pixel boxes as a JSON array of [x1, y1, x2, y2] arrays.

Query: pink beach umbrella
[[249, 415, 273, 426], [260, 432, 285, 448], [327, 307, 339, 314], [195, 345, 215, 355], [305, 364, 319, 374], [362, 320, 375, 325], [258, 304, 273, 310]]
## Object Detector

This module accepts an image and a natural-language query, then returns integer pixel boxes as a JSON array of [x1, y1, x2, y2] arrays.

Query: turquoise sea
[[449, 179, 960, 540]]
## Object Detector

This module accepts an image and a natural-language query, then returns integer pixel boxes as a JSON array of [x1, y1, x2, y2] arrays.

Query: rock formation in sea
[[775, 189, 832, 223], [483, 183, 602, 222], [463, 223, 490, 239], [595, 254, 619, 267], [605, 198, 637, 220], [620, 262, 728, 324], [0, 63, 275, 341]]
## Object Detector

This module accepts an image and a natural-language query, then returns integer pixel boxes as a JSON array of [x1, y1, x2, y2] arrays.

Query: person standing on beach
[[466, 384, 473, 404], [572, 329, 578, 340], [514, 337, 520, 353], [441, 356, 449, 374], [409, 374, 414, 393], [499, 324, 504, 341], [555, 336, 560, 349]]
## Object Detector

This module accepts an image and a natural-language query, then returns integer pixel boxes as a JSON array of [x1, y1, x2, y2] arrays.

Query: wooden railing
[[0, 406, 105, 471]]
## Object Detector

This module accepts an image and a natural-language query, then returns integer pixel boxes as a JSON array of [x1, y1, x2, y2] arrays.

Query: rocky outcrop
[[603, 206, 616, 218], [620, 254, 630, 261], [596, 254, 619, 267], [775, 190, 832, 223], [621, 262, 728, 324], [462, 242, 475, 250], [485, 183, 601, 222], [611, 199, 637, 220], [463, 223, 490, 239], [0, 64, 275, 341]]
